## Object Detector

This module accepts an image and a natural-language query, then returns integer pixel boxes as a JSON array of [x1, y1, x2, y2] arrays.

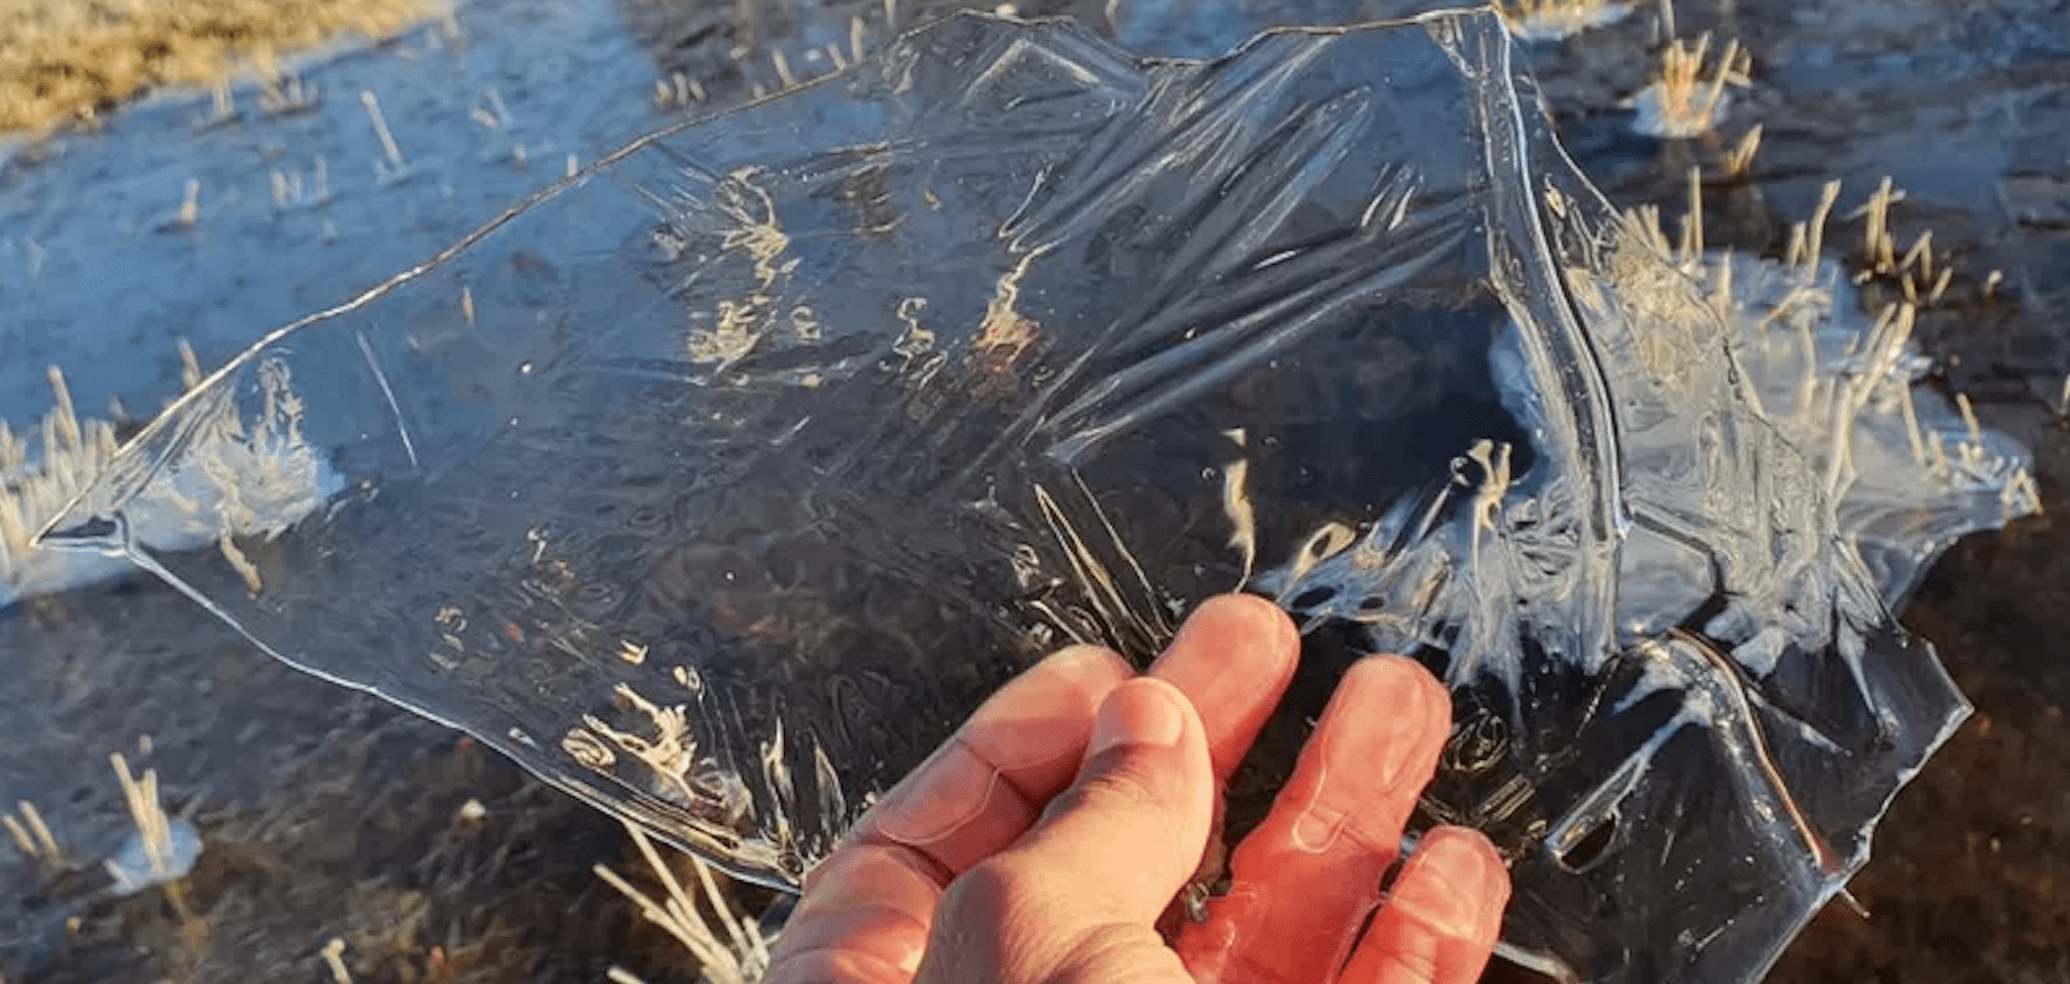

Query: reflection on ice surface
[[13, 10, 2039, 984]]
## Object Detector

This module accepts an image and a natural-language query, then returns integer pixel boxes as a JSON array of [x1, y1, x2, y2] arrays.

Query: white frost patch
[[106, 815, 204, 896], [1, 356, 344, 607]]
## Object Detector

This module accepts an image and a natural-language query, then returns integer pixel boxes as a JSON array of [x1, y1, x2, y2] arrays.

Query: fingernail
[[1042, 644, 1125, 686], [874, 745, 997, 844], [1164, 595, 1298, 665], [1352, 658, 1442, 790], [984, 645, 1120, 722], [1090, 680, 1187, 753], [968, 645, 1126, 769], [893, 936, 926, 974], [1151, 595, 1298, 742]]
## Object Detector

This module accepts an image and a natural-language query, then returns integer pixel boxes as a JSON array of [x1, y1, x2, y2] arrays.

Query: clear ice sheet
[[34, 10, 2037, 984]]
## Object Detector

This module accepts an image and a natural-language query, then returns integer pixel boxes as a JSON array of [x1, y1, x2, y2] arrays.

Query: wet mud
[[1, 0, 2066, 980]]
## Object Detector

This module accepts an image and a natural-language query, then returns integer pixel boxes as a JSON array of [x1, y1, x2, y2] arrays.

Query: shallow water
[[1, 0, 2066, 982], [3, 0, 2063, 420]]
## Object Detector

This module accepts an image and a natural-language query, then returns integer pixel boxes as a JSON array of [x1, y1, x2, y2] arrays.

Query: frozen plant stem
[[1, 364, 127, 593], [108, 752, 173, 884], [1724, 124, 1762, 178], [594, 821, 771, 984], [358, 90, 407, 176], [1, 815, 33, 858], [19, 802, 58, 858], [177, 179, 200, 227], [1850, 176, 1905, 275], [3, 800, 62, 863], [321, 937, 352, 984], [1630, 33, 1751, 138]]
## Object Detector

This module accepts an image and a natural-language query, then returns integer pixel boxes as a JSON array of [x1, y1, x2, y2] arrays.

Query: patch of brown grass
[[0, 0, 442, 134]]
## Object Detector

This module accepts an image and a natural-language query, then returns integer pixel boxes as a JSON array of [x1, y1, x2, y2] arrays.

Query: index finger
[[1147, 593, 1301, 784], [1144, 593, 1301, 908]]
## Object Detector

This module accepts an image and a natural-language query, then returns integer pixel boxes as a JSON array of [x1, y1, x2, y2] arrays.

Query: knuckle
[[938, 857, 1024, 920]]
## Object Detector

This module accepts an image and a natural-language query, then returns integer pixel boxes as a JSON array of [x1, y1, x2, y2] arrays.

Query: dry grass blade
[[0, 0, 441, 134], [109, 752, 175, 882], [321, 936, 353, 984], [3, 801, 63, 862], [1, 367, 117, 581], [594, 821, 772, 984], [1724, 124, 1763, 178]]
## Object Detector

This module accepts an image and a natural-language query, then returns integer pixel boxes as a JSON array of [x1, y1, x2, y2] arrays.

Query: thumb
[[1007, 676, 1217, 921], [914, 680, 1214, 983]]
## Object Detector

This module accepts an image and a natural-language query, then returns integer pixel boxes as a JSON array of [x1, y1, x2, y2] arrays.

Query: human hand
[[764, 594, 1510, 984]]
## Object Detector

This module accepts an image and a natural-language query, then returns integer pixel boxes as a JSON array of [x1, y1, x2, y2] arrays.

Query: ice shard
[[34, 10, 2037, 983]]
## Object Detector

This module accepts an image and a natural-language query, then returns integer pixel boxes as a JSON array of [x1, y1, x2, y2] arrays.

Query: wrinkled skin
[[767, 594, 1511, 984]]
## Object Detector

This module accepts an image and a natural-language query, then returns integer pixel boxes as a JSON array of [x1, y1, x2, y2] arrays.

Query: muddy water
[[1, 0, 2066, 980]]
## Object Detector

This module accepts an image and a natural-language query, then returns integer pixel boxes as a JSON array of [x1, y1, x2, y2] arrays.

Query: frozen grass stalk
[[321, 937, 353, 984], [0, 365, 126, 597], [103, 751, 204, 898], [3, 800, 62, 863], [1498, 0, 1631, 42], [359, 89, 409, 179], [109, 752, 174, 882], [177, 179, 201, 228], [1624, 170, 2039, 548], [1628, 33, 1751, 138], [594, 821, 771, 984], [1724, 124, 1763, 178]]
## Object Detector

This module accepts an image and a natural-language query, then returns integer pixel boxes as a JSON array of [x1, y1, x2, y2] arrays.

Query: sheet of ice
[[32, 10, 2036, 984]]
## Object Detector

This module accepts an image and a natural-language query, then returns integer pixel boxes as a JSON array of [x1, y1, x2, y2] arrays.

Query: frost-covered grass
[[1, 346, 344, 610], [1625, 174, 2041, 598], [1499, 0, 1633, 41], [1627, 33, 1752, 138]]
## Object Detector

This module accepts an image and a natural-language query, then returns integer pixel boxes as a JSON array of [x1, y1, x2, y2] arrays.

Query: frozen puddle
[[18, 11, 2039, 984]]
